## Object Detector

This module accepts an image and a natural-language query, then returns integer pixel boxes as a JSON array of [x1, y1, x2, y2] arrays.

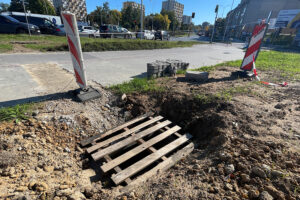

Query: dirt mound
[[121, 67, 300, 199]]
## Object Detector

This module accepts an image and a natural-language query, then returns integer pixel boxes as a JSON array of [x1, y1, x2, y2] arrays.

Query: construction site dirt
[[0, 66, 299, 200]]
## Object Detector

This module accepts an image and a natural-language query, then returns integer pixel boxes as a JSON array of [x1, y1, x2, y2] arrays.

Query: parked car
[[121, 28, 133, 39], [0, 15, 40, 34], [9, 15, 56, 34], [136, 30, 155, 40], [78, 25, 100, 38], [100, 24, 132, 39], [55, 24, 66, 36], [155, 30, 170, 40]]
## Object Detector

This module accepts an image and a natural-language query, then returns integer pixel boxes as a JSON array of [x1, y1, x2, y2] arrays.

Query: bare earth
[[0, 66, 300, 200]]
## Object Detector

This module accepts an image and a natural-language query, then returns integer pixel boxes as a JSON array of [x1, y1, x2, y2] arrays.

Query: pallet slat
[[91, 120, 172, 161], [101, 125, 181, 172], [87, 116, 164, 154], [121, 142, 195, 192], [81, 114, 151, 147], [112, 134, 193, 185]]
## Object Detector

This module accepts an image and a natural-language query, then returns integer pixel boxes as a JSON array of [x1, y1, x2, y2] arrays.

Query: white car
[[136, 30, 155, 40], [78, 26, 100, 38]]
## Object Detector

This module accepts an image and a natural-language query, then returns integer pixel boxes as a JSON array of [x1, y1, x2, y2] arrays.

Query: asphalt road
[[0, 43, 244, 106]]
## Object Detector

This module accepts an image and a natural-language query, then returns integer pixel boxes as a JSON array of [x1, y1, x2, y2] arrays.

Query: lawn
[[193, 50, 300, 80], [0, 34, 200, 53]]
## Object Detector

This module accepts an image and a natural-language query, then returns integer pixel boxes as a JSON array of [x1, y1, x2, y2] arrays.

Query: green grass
[[192, 51, 300, 80], [0, 43, 13, 53], [195, 85, 256, 104], [0, 34, 200, 53], [176, 69, 187, 75], [109, 78, 164, 94], [0, 104, 33, 122]]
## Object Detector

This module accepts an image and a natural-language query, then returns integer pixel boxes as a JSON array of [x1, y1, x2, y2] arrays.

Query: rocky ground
[[0, 66, 300, 200]]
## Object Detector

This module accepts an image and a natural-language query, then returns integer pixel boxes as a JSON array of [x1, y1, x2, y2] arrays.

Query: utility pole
[[211, 5, 219, 43], [140, 0, 144, 39], [223, 0, 235, 42], [22, 0, 31, 36]]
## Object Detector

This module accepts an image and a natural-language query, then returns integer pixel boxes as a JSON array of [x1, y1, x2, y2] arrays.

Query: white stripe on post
[[61, 12, 88, 90]]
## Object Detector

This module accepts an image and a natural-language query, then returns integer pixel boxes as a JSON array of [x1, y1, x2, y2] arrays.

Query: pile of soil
[[0, 67, 299, 200], [121, 67, 300, 200]]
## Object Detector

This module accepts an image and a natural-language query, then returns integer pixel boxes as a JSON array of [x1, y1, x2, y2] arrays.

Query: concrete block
[[186, 71, 209, 82]]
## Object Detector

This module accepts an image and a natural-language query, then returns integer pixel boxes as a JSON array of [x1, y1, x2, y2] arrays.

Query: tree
[[9, 0, 56, 15], [202, 21, 210, 28], [120, 5, 141, 30], [0, 3, 9, 12], [88, 2, 112, 26], [109, 10, 122, 25], [215, 18, 226, 37], [161, 9, 179, 31]]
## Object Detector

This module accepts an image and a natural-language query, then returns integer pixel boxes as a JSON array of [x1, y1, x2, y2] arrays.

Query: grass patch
[[192, 51, 300, 80], [176, 69, 187, 75], [0, 34, 200, 53], [195, 85, 256, 104], [0, 43, 13, 53], [0, 103, 34, 122], [109, 78, 164, 94]]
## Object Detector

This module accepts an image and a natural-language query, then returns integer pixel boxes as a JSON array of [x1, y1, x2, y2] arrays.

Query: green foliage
[[161, 10, 179, 31], [176, 69, 187, 75], [195, 86, 253, 104], [0, 43, 13, 53], [193, 51, 300, 80], [0, 34, 199, 53], [0, 104, 33, 122], [0, 3, 9, 12], [109, 78, 163, 94], [9, 0, 56, 15], [120, 5, 141, 30]]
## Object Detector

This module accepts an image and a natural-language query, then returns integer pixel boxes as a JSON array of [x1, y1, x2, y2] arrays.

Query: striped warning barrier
[[61, 12, 88, 90], [241, 22, 268, 71], [252, 55, 288, 87]]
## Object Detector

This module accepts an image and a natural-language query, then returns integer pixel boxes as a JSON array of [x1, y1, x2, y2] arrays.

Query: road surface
[[0, 43, 244, 106]]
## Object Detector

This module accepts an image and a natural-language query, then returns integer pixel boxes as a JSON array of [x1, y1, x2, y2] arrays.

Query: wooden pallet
[[81, 114, 194, 188]]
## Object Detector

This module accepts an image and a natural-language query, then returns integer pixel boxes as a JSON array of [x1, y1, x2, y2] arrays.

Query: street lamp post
[[140, 0, 143, 39], [223, 0, 235, 42], [22, 0, 31, 36]]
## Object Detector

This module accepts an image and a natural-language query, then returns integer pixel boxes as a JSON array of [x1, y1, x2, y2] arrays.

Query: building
[[123, 1, 145, 13], [162, 0, 184, 24], [182, 15, 192, 25], [52, 0, 87, 21], [226, 0, 300, 38]]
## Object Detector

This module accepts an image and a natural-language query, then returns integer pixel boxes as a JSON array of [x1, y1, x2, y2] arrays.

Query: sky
[[0, 0, 241, 25]]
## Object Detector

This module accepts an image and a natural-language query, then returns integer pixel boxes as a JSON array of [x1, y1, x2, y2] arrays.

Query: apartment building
[[226, 0, 300, 37], [182, 15, 192, 25], [52, 0, 87, 21], [123, 1, 145, 14], [162, 0, 184, 24]]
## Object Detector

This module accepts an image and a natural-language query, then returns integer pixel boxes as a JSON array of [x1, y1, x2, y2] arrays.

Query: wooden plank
[[104, 155, 132, 185], [80, 113, 151, 147], [86, 116, 164, 154], [121, 142, 195, 192], [101, 126, 181, 172], [111, 134, 193, 185], [126, 128, 168, 161], [92, 120, 172, 161], [149, 116, 182, 138]]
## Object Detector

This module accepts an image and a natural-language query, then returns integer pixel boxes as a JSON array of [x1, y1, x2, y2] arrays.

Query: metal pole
[[223, 0, 234, 42], [22, 0, 31, 36], [140, 0, 143, 39], [210, 8, 218, 43]]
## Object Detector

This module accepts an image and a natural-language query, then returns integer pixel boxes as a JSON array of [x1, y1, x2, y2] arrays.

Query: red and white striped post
[[61, 12, 88, 90], [240, 12, 272, 71]]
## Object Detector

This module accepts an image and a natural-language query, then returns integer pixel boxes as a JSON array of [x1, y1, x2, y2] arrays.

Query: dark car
[[10, 15, 56, 34], [0, 15, 40, 34], [155, 30, 170, 40]]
